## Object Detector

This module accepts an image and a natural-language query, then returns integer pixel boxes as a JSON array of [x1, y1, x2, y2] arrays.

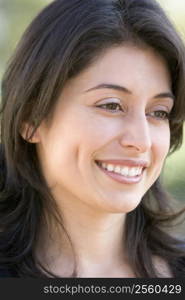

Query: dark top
[[0, 267, 18, 278]]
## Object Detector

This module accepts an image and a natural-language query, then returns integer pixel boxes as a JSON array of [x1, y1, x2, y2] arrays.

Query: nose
[[118, 114, 152, 153]]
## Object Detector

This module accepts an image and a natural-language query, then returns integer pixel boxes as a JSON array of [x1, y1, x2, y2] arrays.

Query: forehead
[[65, 44, 171, 96]]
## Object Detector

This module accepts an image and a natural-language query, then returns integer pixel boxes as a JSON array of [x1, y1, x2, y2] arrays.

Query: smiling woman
[[0, 0, 185, 278]]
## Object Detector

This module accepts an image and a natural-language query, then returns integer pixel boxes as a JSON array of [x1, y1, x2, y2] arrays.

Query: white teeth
[[128, 167, 137, 177], [107, 164, 114, 171], [136, 167, 142, 176], [121, 167, 129, 176], [98, 162, 143, 177], [114, 166, 121, 173]]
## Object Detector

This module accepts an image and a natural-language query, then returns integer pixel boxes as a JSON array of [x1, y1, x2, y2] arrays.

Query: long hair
[[0, 0, 185, 277]]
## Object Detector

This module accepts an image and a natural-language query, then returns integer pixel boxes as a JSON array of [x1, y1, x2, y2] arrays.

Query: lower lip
[[96, 162, 144, 184]]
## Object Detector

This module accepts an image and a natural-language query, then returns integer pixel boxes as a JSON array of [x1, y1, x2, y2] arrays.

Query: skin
[[29, 44, 174, 277]]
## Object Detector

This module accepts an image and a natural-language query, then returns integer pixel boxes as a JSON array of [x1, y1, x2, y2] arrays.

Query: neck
[[36, 190, 134, 277]]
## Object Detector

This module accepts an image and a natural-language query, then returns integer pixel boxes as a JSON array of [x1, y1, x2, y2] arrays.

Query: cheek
[[68, 115, 120, 157], [152, 126, 170, 167], [84, 117, 122, 146]]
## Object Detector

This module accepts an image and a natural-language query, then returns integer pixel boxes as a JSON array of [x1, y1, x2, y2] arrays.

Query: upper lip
[[96, 159, 149, 168]]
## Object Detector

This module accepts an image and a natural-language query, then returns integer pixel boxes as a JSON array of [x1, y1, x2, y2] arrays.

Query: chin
[[97, 194, 143, 214]]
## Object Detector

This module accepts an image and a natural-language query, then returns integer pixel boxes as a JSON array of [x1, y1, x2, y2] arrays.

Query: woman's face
[[35, 45, 173, 213]]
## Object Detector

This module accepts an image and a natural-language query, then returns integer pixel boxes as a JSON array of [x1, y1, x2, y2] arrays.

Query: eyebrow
[[84, 83, 132, 94], [154, 92, 175, 102], [84, 83, 175, 102]]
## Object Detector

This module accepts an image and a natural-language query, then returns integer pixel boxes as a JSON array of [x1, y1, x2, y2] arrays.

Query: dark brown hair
[[0, 0, 185, 277]]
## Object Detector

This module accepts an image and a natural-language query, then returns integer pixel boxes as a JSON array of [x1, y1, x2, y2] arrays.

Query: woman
[[0, 0, 185, 278]]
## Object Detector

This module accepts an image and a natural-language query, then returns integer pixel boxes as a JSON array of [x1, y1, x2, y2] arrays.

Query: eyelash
[[96, 102, 170, 120], [148, 111, 170, 120], [97, 102, 122, 112]]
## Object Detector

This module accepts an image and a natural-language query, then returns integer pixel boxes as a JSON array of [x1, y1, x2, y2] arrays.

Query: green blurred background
[[0, 0, 185, 207]]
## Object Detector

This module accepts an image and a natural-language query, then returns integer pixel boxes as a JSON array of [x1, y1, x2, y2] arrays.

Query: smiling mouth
[[95, 160, 146, 184]]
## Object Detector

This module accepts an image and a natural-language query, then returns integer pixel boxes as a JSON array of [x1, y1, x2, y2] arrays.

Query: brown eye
[[97, 102, 122, 112], [149, 110, 170, 120]]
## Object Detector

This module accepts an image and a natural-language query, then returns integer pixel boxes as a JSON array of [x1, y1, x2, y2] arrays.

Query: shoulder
[[153, 256, 173, 278], [171, 256, 185, 278], [154, 255, 185, 278]]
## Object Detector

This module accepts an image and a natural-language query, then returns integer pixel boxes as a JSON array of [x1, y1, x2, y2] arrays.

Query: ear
[[20, 122, 41, 143]]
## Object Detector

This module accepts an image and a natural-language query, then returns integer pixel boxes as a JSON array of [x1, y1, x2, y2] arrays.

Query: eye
[[149, 110, 170, 120], [96, 102, 123, 112]]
